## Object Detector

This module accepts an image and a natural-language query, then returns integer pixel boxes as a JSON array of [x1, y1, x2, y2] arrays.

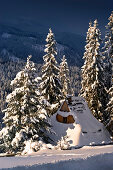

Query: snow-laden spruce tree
[[0, 56, 51, 154], [103, 11, 113, 89], [40, 28, 62, 104], [81, 21, 93, 100], [81, 20, 108, 122], [59, 55, 72, 98], [103, 12, 113, 128]]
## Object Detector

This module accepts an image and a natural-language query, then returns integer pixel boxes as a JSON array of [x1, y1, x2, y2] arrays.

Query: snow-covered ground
[[50, 96, 111, 147], [0, 145, 113, 170], [0, 97, 112, 170]]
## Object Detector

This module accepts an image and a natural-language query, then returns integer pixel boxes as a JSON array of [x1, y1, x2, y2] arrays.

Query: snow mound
[[50, 96, 111, 147]]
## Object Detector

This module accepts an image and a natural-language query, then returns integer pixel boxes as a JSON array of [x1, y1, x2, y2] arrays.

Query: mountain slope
[[0, 20, 85, 66]]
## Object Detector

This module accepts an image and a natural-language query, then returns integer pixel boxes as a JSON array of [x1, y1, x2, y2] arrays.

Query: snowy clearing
[[0, 145, 113, 169]]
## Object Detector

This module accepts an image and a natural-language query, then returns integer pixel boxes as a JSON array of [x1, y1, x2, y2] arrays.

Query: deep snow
[[3, 153, 113, 170], [0, 145, 113, 169], [0, 97, 112, 170], [50, 96, 111, 146]]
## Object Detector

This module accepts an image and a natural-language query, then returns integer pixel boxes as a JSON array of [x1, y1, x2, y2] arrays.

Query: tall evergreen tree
[[81, 20, 108, 122], [105, 12, 113, 133], [40, 28, 62, 104], [59, 55, 72, 97], [103, 11, 113, 89], [0, 56, 51, 154], [81, 21, 93, 100]]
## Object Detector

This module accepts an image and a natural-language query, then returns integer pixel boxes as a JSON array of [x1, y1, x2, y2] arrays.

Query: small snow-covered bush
[[22, 140, 55, 155], [56, 136, 70, 150], [22, 140, 42, 155]]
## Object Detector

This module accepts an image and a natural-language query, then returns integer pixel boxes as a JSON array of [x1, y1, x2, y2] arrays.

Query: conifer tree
[[81, 21, 93, 100], [59, 55, 71, 97], [103, 12, 113, 128], [81, 20, 108, 122], [103, 11, 113, 89], [40, 28, 62, 104], [0, 56, 51, 154]]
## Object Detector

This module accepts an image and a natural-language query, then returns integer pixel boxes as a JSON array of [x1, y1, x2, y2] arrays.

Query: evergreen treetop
[[81, 20, 108, 122], [103, 11, 113, 89], [59, 55, 72, 97], [40, 28, 62, 104]]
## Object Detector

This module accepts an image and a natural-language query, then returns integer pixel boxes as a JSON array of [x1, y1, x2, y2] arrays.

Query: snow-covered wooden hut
[[50, 96, 111, 147], [56, 101, 75, 124]]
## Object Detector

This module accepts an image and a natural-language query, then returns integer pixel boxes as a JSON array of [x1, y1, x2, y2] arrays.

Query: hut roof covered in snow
[[60, 101, 70, 112]]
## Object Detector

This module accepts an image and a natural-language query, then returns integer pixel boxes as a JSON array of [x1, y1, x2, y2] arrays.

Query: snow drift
[[50, 96, 111, 147], [1, 152, 113, 170]]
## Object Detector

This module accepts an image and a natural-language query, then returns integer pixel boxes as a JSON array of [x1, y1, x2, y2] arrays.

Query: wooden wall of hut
[[56, 114, 75, 124]]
